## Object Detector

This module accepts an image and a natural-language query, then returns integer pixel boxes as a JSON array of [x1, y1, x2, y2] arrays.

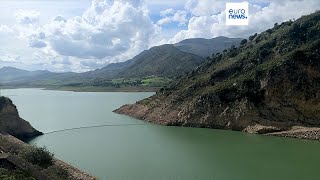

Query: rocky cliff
[[114, 11, 320, 139], [0, 96, 42, 140]]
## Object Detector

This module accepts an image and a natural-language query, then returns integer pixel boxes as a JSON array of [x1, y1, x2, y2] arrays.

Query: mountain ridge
[[114, 11, 320, 139], [0, 36, 241, 88], [174, 36, 243, 58]]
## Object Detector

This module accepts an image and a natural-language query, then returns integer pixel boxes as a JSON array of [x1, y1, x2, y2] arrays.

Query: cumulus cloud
[[0, 54, 21, 64], [0, 25, 13, 33], [15, 10, 40, 25], [53, 15, 66, 22], [160, 8, 175, 16], [17, 0, 157, 60], [170, 0, 320, 43], [1, 0, 319, 72], [157, 10, 188, 26], [185, 0, 226, 16]]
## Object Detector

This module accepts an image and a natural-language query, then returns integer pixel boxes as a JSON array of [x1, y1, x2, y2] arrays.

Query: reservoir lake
[[2, 88, 320, 180]]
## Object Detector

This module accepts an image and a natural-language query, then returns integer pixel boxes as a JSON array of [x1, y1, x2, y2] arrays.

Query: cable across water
[[45, 123, 146, 134]]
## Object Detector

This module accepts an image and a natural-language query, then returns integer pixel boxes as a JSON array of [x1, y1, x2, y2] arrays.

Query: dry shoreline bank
[[114, 104, 320, 141]]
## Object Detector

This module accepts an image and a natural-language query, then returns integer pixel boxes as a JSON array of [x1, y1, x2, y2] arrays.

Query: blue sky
[[0, 0, 319, 72]]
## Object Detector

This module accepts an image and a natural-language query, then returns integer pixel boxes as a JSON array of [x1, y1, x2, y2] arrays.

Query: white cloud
[[157, 10, 188, 26], [0, 0, 319, 72], [0, 54, 21, 63], [160, 8, 174, 16], [185, 0, 226, 16], [25, 0, 157, 60], [15, 10, 40, 25], [170, 0, 320, 43], [0, 25, 13, 33]]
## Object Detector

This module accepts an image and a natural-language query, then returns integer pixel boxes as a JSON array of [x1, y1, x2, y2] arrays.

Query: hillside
[[174, 36, 242, 58], [118, 44, 204, 78], [0, 37, 242, 89], [0, 96, 42, 140], [114, 11, 320, 139], [0, 66, 83, 87], [0, 66, 55, 84]]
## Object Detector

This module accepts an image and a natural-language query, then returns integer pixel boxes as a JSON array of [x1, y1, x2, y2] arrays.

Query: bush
[[266, 28, 273, 34], [259, 49, 271, 58], [240, 39, 248, 45], [21, 146, 54, 169], [249, 33, 257, 41]]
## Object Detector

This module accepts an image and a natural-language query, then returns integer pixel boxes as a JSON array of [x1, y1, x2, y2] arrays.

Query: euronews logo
[[226, 2, 249, 25]]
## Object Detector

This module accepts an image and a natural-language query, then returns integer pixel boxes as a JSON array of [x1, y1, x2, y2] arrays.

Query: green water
[[2, 88, 320, 180]]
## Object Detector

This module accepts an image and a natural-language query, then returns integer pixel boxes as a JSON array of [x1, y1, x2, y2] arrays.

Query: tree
[[249, 33, 257, 41]]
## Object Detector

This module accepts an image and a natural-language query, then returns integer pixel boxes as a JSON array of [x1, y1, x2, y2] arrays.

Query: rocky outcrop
[[0, 97, 42, 141], [114, 11, 320, 140]]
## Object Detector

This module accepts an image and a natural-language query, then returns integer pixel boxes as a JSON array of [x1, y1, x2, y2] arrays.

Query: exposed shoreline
[[266, 126, 320, 140], [114, 104, 320, 141]]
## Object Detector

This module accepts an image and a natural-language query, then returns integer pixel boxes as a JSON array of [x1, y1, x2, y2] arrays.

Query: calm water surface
[[2, 88, 320, 180]]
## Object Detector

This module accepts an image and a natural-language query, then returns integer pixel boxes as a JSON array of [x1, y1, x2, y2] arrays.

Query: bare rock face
[[0, 97, 42, 141]]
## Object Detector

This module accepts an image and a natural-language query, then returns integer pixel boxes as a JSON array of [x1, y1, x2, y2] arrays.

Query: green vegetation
[[174, 36, 242, 58], [124, 11, 320, 129], [0, 134, 71, 179], [21, 146, 54, 169], [51, 76, 172, 91]]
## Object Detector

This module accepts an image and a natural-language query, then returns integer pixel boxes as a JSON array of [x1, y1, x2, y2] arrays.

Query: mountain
[[174, 36, 243, 58], [85, 58, 135, 79], [0, 66, 84, 86], [0, 37, 242, 88], [0, 66, 52, 83], [0, 96, 42, 140], [114, 11, 320, 139], [83, 44, 204, 80], [117, 44, 204, 78], [86, 37, 242, 79], [0, 66, 58, 84]]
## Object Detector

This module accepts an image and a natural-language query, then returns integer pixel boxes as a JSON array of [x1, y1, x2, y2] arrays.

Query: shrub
[[259, 49, 271, 59], [266, 28, 273, 34], [21, 146, 54, 169], [249, 33, 257, 41], [240, 39, 248, 45]]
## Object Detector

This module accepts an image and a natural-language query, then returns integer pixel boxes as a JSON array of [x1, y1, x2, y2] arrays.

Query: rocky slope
[[0, 133, 96, 180], [174, 36, 242, 58], [115, 11, 320, 139], [0, 96, 42, 140]]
